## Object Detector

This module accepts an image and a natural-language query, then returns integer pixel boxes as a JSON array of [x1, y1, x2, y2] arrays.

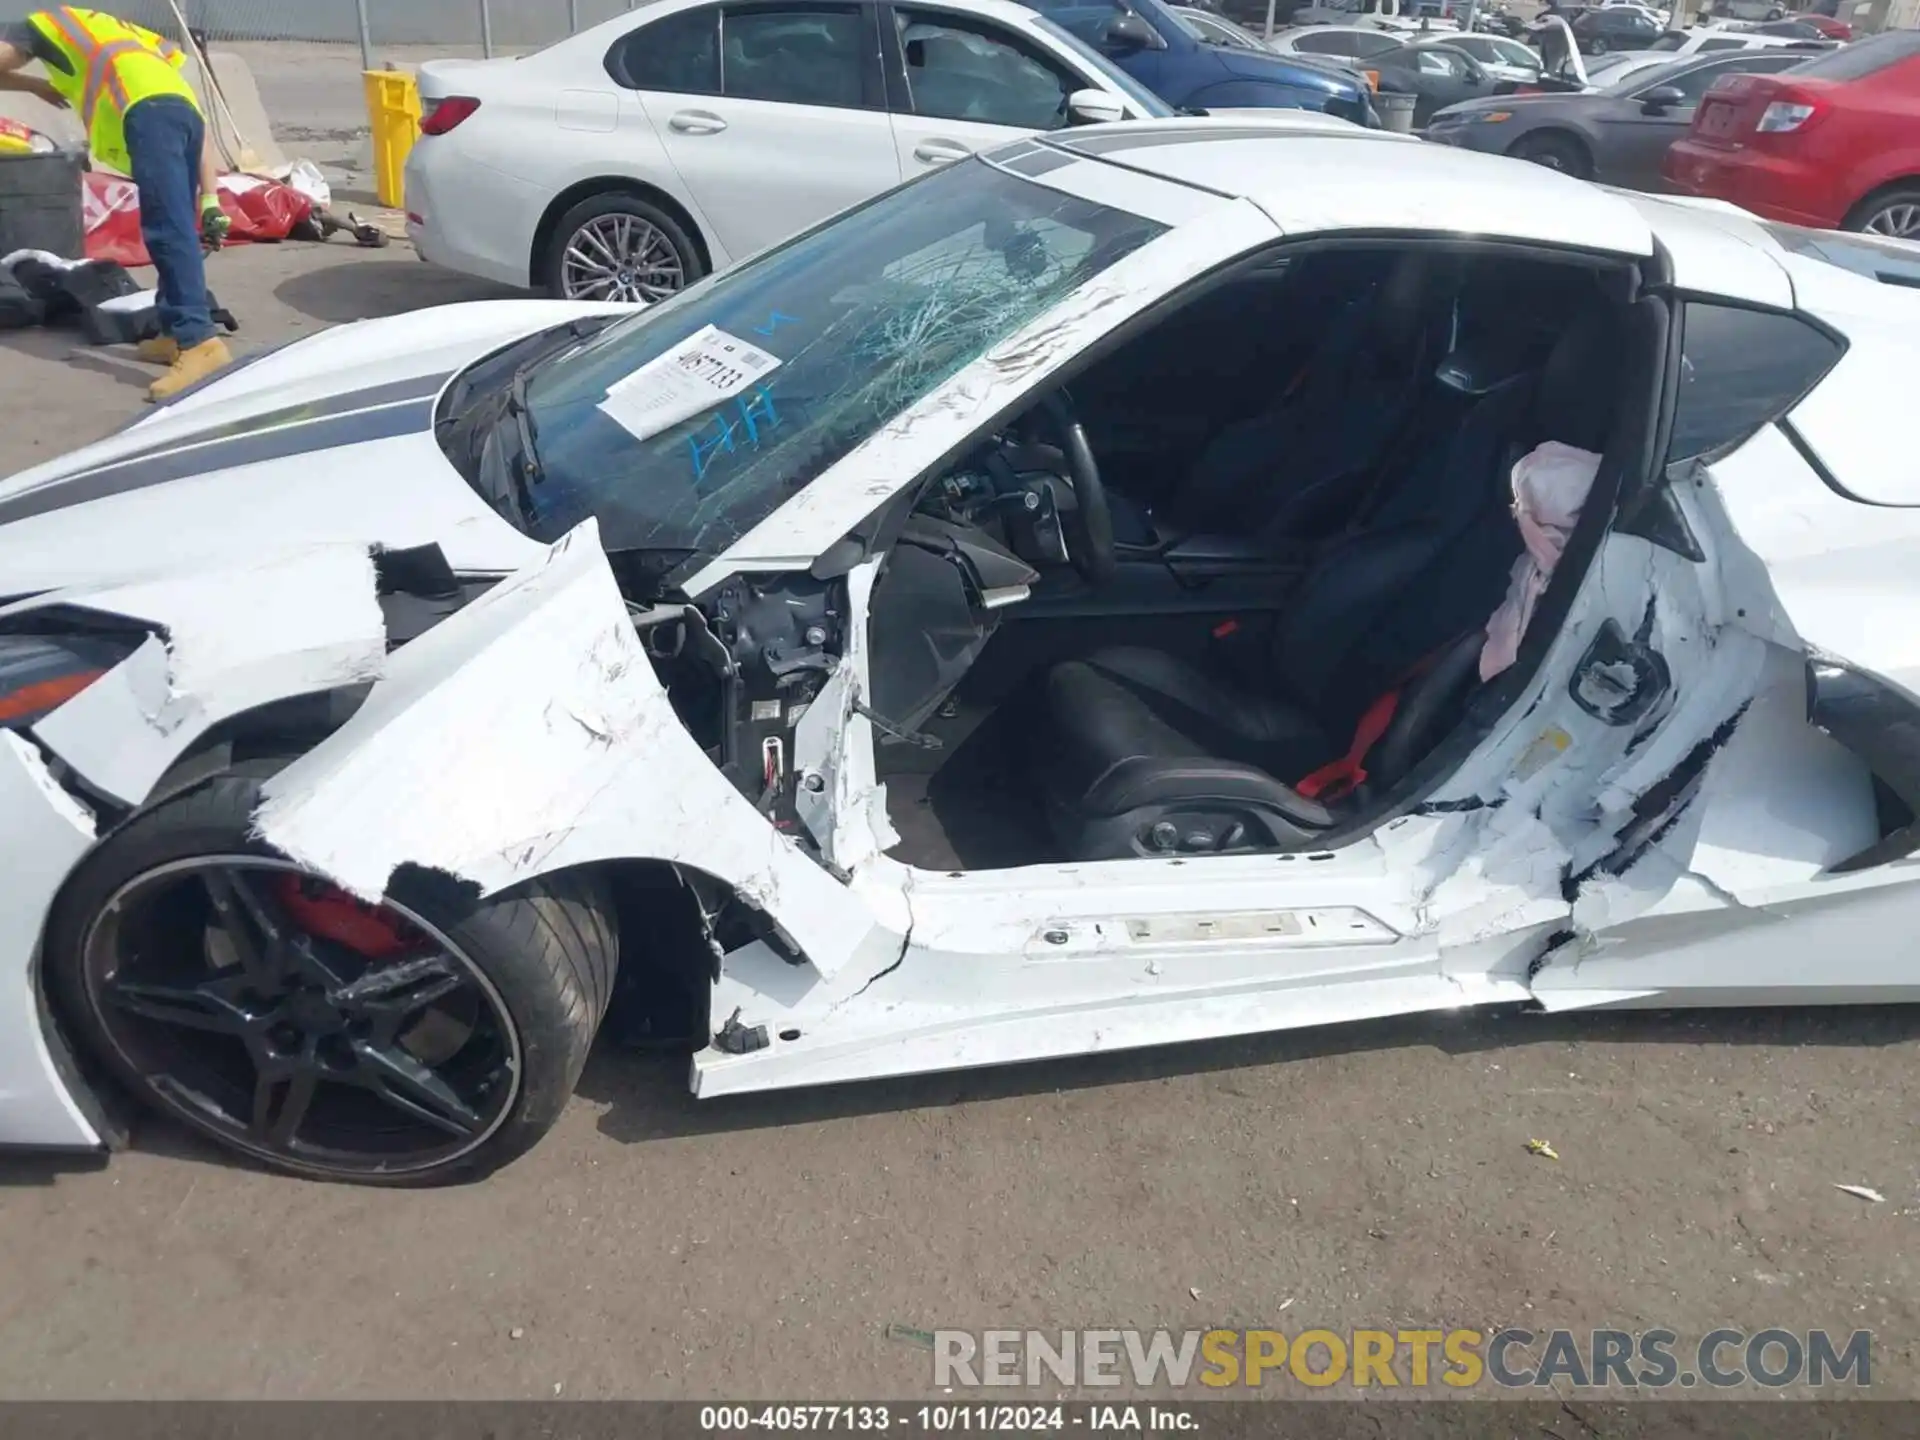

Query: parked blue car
[[1028, 0, 1381, 123]]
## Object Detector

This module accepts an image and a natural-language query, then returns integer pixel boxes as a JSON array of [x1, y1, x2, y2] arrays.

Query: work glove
[[200, 198, 230, 253]]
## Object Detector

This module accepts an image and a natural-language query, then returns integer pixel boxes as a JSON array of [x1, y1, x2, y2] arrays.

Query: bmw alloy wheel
[[560, 214, 687, 302], [79, 856, 522, 1180]]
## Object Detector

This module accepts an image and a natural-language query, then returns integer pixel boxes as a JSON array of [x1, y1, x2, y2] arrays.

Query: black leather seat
[[1162, 251, 1456, 542], [1028, 307, 1624, 862]]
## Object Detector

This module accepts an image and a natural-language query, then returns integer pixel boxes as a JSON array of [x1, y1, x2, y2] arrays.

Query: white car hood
[[0, 299, 629, 596]]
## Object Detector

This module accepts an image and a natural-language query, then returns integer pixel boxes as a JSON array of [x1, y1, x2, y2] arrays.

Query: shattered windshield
[[514, 160, 1165, 564]]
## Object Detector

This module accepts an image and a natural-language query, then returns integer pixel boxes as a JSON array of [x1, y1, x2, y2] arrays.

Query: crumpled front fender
[[254, 521, 899, 980]]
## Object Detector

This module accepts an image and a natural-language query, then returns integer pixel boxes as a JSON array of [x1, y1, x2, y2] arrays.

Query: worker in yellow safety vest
[[0, 7, 233, 400]]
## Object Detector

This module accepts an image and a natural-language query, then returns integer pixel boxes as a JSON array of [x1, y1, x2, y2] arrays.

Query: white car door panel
[[615, 2, 903, 261], [643, 92, 903, 257]]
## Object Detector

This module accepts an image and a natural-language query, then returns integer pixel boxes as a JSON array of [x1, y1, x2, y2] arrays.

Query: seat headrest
[[1533, 307, 1624, 455]]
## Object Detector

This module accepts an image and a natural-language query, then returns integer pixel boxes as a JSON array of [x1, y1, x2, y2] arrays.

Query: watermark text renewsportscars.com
[[932, 1328, 1873, 1390]]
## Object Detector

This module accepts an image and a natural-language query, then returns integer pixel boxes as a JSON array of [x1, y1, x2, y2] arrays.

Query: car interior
[[862, 239, 1662, 870]]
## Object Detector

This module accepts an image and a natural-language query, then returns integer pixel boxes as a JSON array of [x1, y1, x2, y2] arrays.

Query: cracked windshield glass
[[516, 158, 1166, 563]]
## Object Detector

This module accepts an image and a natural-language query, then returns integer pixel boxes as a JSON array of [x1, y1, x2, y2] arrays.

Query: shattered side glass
[[516, 159, 1164, 565]]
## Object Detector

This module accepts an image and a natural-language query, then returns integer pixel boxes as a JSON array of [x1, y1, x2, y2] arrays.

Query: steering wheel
[[1367, 628, 1488, 792], [1033, 391, 1116, 586]]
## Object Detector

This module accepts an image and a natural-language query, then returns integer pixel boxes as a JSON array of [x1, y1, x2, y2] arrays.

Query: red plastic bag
[[82, 170, 315, 267]]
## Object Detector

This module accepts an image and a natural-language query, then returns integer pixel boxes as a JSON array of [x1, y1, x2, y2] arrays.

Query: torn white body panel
[[692, 849, 1538, 1097], [255, 521, 904, 980], [1532, 876, 1920, 1012], [791, 561, 897, 872], [0, 733, 101, 1148], [20, 546, 388, 808], [1697, 423, 1920, 693], [695, 773, 1578, 1094], [694, 966, 1523, 1097]]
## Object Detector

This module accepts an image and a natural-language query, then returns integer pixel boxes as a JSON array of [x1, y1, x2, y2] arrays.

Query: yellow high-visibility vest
[[26, 7, 199, 175]]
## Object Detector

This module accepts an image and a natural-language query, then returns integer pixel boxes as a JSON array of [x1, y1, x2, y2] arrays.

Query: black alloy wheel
[[76, 856, 521, 1179]]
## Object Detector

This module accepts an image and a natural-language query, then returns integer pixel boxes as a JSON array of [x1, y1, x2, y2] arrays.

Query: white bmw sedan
[[403, 0, 1172, 300]]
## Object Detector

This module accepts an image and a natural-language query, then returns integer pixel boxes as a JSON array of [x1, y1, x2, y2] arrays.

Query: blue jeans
[[124, 95, 215, 349]]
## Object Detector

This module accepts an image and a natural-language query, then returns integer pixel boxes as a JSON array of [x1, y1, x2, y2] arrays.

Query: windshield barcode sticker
[[597, 324, 782, 442]]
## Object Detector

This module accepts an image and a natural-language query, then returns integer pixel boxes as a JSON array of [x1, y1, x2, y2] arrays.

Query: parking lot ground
[[2, 239, 1919, 1403]]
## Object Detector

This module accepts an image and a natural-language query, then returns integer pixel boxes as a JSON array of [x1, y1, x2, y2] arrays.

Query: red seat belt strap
[[1293, 628, 1481, 802], [1296, 687, 1402, 801]]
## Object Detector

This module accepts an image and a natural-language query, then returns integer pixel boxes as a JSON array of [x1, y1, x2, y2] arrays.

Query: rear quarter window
[[606, 7, 720, 91], [1667, 301, 1843, 465]]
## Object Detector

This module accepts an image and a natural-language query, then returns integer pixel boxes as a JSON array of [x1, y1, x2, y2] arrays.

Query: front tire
[[43, 770, 618, 1186], [539, 191, 705, 303]]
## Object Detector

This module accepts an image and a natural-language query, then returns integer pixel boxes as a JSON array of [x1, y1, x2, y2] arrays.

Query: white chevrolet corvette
[[3, 120, 1918, 1185]]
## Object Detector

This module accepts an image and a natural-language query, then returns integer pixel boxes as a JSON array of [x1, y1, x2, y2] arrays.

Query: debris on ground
[[312, 209, 391, 250], [1526, 1138, 1561, 1162], [886, 1324, 936, 1349], [0, 250, 237, 344], [1833, 1184, 1885, 1203]]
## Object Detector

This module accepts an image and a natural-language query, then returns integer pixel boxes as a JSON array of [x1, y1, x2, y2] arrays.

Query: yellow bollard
[[362, 68, 422, 210]]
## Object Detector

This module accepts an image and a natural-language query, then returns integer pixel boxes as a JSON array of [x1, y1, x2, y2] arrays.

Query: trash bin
[[0, 147, 84, 259], [363, 67, 422, 210], [1375, 92, 1418, 134]]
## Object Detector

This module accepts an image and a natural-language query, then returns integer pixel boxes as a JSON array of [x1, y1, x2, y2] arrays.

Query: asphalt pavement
[[0, 89, 1916, 1404]]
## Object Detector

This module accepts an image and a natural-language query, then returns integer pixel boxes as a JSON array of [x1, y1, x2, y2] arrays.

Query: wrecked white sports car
[[4, 120, 1918, 1185]]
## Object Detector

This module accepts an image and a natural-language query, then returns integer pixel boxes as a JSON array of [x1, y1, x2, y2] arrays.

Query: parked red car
[[1805, 14, 1852, 39], [1664, 29, 1920, 237]]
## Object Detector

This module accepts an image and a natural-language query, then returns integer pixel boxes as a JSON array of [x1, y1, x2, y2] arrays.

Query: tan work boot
[[147, 338, 232, 403], [135, 336, 180, 365]]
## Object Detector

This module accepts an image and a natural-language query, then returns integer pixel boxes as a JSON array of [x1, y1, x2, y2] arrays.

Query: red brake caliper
[[272, 876, 425, 960]]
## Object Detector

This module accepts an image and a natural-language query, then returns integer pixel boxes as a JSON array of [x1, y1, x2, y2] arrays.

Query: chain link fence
[[0, 1, 652, 58]]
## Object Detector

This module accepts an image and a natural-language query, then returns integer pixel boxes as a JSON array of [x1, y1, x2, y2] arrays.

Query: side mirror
[[1067, 87, 1128, 125], [1638, 83, 1685, 112], [1102, 12, 1162, 52]]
